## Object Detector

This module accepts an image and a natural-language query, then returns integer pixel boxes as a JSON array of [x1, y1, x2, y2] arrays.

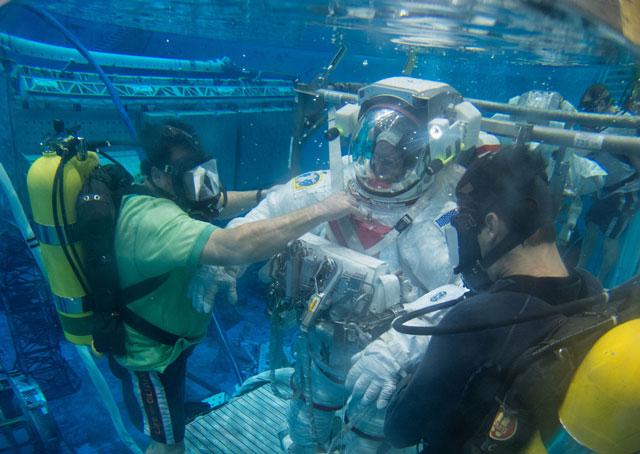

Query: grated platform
[[186, 384, 288, 454]]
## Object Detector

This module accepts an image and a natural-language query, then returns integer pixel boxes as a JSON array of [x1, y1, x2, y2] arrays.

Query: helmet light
[[428, 118, 450, 141]]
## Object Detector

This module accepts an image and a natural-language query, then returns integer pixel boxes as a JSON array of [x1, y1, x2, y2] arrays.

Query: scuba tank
[[26, 134, 99, 346], [521, 318, 640, 454]]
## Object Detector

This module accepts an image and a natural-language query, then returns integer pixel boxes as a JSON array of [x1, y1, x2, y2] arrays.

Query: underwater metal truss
[[0, 366, 62, 453], [0, 224, 79, 401], [17, 66, 295, 101]]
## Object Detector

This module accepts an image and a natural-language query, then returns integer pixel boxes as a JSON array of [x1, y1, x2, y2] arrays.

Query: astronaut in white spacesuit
[[197, 77, 485, 453]]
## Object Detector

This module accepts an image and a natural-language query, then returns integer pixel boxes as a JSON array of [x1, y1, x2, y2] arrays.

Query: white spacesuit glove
[[188, 265, 240, 313], [346, 334, 405, 410], [345, 284, 467, 410]]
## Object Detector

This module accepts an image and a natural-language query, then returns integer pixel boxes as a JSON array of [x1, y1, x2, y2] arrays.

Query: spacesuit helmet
[[347, 77, 481, 204], [516, 90, 565, 111], [349, 103, 430, 201]]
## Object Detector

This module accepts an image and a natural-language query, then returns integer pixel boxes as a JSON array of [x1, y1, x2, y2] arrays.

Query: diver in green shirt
[[114, 119, 360, 454]]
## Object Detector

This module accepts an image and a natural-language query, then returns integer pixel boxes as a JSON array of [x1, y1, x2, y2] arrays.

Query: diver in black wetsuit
[[383, 145, 603, 453], [575, 84, 640, 282]]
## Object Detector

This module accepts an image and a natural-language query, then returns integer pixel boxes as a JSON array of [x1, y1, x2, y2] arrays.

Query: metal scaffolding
[[0, 365, 63, 453], [0, 223, 79, 401], [17, 66, 295, 101]]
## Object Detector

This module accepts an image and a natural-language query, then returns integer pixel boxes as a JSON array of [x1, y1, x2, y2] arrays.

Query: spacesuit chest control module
[[266, 233, 408, 352]]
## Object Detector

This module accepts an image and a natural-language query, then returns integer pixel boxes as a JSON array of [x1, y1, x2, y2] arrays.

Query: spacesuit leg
[[344, 400, 413, 454], [287, 336, 350, 453]]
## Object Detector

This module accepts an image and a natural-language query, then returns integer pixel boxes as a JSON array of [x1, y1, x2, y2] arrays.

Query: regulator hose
[[23, 6, 140, 154], [392, 274, 640, 336]]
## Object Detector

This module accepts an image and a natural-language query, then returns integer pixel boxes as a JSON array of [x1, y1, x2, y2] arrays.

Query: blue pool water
[[0, 0, 638, 453]]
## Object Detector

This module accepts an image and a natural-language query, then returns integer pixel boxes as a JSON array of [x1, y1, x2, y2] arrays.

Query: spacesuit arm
[[346, 327, 426, 410], [190, 173, 334, 308], [221, 172, 333, 268], [202, 190, 359, 265], [226, 172, 332, 230], [346, 285, 467, 410]]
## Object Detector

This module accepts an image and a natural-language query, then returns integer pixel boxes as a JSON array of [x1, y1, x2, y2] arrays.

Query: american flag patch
[[434, 208, 459, 229]]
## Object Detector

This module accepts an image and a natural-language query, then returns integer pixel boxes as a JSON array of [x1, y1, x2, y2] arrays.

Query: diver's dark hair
[[621, 78, 640, 115], [579, 83, 612, 113], [456, 144, 556, 244], [139, 118, 204, 176]]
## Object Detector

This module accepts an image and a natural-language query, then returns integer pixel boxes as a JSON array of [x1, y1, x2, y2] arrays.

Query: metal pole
[[307, 87, 640, 154], [467, 98, 640, 130], [0, 31, 229, 74], [482, 118, 640, 155], [315, 88, 358, 105], [310, 89, 640, 132]]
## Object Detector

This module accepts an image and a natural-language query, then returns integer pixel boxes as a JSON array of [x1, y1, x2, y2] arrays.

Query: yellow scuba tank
[[26, 140, 99, 346], [522, 318, 640, 454]]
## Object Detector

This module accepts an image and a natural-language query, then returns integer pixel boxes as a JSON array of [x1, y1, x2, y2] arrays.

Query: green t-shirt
[[114, 194, 216, 372]]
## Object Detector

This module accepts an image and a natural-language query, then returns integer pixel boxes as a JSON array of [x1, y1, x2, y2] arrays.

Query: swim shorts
[[132, 345, 195, 444]]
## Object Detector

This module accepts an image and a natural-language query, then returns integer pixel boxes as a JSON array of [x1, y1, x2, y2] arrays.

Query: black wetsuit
[[384, 270, 602, 454]]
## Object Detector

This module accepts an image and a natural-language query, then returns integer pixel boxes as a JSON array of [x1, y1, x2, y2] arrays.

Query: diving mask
[[180, 158, 226, 222], [182, 158, 223, 203]]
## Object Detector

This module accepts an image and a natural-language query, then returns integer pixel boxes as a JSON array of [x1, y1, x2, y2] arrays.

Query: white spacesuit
[[215, 77, 484, 453], [492, 90, 609, 245]]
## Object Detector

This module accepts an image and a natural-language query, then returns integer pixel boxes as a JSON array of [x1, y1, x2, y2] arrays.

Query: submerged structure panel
[[142, 108, 293, 190], [186, 385, 287, 454], [6, 59, 297, 202]]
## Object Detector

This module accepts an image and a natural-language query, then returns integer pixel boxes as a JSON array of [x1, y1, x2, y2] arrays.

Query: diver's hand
[[316, 191, 361, 222], [346, 338, 403, 410], [188, 265, 239, 314]]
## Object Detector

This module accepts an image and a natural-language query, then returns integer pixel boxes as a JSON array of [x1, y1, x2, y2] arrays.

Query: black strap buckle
[[394, 214, 413, 233]]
